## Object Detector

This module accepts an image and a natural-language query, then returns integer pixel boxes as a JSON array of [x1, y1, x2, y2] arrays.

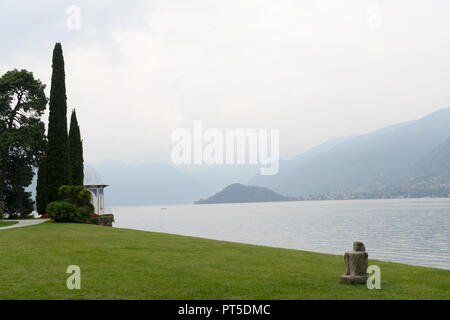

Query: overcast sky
[[1, 0, 450, 163]]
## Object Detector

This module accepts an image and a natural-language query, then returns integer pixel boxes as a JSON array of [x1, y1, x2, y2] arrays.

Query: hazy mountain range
[[84, 161, 260, 206], [29, 107, 450, 206], [250, 107, 450, 199]]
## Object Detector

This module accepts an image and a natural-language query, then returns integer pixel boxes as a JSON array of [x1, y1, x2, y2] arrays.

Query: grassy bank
[[0, 221, 18, 228], [0, 222, 448, 300]]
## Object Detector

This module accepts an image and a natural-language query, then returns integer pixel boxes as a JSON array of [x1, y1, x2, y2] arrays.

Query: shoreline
[[106, 196, 450, 210], [113, 224, 450, 271], [110, 199, 450, 271]]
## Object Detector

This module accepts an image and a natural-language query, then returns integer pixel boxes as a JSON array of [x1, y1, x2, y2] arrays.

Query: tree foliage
[[3, 156, 35, 218], [36, 154, 48, 215], [69, 109, 84, 186], [58, 185, 92, 207], [47, 185, 93, 223], [47, 43, 70, 203], [0, 69, 47, 219]]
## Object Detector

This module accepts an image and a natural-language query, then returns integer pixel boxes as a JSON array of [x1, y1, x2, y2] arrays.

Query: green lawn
[[0, 221, 18, 228], [0, 222, 448, 300]]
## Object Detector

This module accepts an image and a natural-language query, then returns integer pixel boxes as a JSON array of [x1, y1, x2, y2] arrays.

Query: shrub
[[47, 201, 93, 223], [47, 186, 95, 223], [58, 185, 92, 206], [76, 205, 94, 220], [77, 189, 92, 207], [46, 201, 78, 222]]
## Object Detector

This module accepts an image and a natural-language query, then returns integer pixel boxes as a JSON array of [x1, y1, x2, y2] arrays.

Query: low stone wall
[[88, 214, 115, 227]]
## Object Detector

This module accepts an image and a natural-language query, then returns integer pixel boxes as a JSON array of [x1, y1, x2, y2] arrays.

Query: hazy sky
[[1, 0, 450, 163]]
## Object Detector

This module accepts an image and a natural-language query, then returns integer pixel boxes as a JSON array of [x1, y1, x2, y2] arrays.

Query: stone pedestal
[[340, 241, 368, 284]]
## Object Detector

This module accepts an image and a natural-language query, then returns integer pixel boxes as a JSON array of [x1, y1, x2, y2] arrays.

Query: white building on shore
[[84, 184, 108, 215], [84, 165, 109, 215]]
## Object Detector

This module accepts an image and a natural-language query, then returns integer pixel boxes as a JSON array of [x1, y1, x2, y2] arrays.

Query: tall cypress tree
[[69, 109, 84, 186], [47, 43, 70, 202], [36, 154, 48, 215]]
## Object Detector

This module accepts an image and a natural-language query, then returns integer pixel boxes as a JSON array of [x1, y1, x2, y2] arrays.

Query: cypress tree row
[[47, 43, 71, 202], [36, 154, 48, 215], [69, 109, 84, 186]]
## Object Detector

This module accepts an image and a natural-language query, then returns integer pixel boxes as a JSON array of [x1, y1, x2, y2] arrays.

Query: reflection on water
[[112, 198, 450, 270]]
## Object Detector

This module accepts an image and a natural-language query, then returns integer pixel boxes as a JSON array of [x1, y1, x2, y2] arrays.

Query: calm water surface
[[112, 198, 450, 269]]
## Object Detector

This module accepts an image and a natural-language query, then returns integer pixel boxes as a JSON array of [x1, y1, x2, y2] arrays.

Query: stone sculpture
[[341, 241, 369, 284]]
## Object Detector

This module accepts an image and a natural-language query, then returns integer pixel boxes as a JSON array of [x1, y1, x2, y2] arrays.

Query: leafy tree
[[3, 156, 35, 218], [3, 188, 34, 219], [0, 69, 47, 219], [36, 154, 48, 215], [68, 109, 84, 186], [47, 43, 70, 202]]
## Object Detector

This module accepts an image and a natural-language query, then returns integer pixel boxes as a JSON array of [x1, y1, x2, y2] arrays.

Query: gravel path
[[0, 219, 47, 230]]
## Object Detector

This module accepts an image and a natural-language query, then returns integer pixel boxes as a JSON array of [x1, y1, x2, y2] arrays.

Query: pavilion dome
[[83, 165, 104, 185]]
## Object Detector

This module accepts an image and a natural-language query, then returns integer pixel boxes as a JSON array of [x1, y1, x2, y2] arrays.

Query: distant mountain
[[414, 137, 450, 180], [85, 160, 261, 206], [195, 183, 297, 204], [249, 107, 450, 198], [285, 137, 450, 201], [28, 108, 450, 206], [289, 136, 353, 167], [177, 164, 260, 195], [85, 159, 208, 206], [378, 137, 450, 198]]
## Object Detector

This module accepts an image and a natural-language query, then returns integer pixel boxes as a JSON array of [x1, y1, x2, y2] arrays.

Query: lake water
[[112, 198, 450, 270]]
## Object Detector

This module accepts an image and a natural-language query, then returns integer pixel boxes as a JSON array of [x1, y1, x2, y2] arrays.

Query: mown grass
[[0, 222, 448, 300], [0, 221, 18, 228]]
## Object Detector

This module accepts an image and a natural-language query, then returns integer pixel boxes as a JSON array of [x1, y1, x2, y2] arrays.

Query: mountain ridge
[[195, 183, 297, 204], [249, 107, 450, 199]]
